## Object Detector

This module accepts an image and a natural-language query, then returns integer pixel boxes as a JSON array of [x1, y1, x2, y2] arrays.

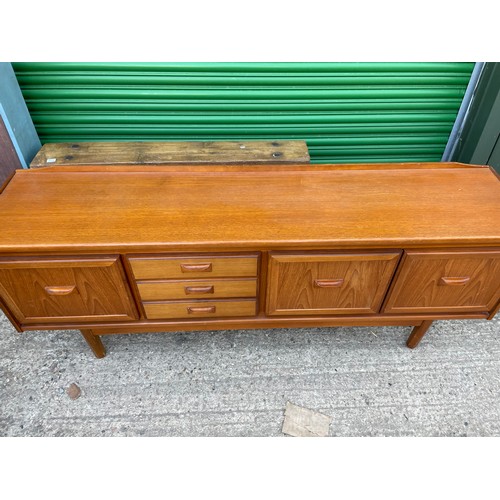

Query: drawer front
[[129, 254, 258, 280], [383, 250, 500, 314], [143, 299, 257, 320], [266, 251, 401, 316], [0, 256, 138, 324], [137, 278, 257, 301]]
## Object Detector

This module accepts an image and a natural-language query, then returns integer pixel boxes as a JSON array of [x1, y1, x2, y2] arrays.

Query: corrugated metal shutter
[[13, 62, 474, 163]]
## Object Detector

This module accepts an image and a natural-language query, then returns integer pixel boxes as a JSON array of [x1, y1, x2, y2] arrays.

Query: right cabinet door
[[266, 251, 401, 316], [383, 249, 500, 314]]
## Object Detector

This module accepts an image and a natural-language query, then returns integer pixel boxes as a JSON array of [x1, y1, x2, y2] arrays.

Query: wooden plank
[[30, 140, 310, 167], [0, 164, 499, 253]]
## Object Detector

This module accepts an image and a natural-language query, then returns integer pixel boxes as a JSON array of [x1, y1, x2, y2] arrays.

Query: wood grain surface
[[383, 249, 500, 313], [129, 254, 259, 280], [266, 251, 401, 315], [80, 329, 106, 358], [0, 256, 137, 323], [137, 278, 257, 301], [143, 299, 257, 320], [0, 162, 499, 350], [0, 164, 499, 252], [30, 141, 310, 167], [406, 320, 434, 348], [23, 312, 486, 334]]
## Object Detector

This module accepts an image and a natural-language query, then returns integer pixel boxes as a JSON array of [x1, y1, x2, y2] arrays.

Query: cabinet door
[[383, 250, 500, 314], [0, 256, 138, 324], [266, 251, 401, 316]]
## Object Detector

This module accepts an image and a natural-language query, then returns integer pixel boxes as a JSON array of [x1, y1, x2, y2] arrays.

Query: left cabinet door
[[0, 256, 138, 324]]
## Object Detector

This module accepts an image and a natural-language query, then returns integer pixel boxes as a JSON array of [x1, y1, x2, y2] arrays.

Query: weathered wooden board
[[30, 141, 310, 168]]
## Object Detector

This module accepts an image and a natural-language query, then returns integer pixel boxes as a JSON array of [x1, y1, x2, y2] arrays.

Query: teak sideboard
[[0, 162, 499, 358]]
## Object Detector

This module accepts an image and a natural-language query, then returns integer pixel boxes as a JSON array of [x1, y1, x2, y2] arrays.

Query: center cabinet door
[[266, 251, 401, 316]]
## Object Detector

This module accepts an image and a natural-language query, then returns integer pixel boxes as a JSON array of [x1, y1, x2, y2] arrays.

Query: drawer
[[129, 254, 258, 280], [143, 299, 257, 319], [383, 249, 500, 314], [266, 251, 401, 316], [137, 278, 257, 301], [0, 256, 138, 324]]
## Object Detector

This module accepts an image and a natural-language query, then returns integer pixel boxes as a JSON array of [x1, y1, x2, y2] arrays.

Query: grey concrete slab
[[0, 311, 499, 436]]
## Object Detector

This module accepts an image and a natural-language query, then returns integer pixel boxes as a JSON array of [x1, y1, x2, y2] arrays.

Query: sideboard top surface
[[0, 163, 499, 252]]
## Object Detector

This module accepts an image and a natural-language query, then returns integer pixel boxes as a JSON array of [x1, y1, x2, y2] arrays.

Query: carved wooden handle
[[180, 263, 212, 273], [439, 277, 470, 286], [314, 279, 344, 288], [184, 285, 214, 295], [187, 306, 216, 314], [44, 285, 76, 295]]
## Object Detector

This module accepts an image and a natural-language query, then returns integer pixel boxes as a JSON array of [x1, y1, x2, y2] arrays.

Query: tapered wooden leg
[[406, 320, 433, 349], [80, 329, 106, 358]]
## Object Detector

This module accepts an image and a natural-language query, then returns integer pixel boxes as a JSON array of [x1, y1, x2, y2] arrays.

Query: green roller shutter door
[[13, 62, 474, 164]]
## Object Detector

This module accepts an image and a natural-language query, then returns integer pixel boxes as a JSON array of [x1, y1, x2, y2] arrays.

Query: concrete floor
[[0, 311, 499, 436]]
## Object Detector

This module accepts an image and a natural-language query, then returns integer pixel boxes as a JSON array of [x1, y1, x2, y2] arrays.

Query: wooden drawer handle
[[314, 279, 344, 288], [180, 263, 212, 273], [439, 276, 470, 286], [184, 285, 214, 295], [187, 306, 216, 314], [44, 285, 76, 295]]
